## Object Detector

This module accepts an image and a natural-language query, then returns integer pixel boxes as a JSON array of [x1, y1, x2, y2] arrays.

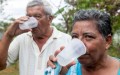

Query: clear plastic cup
[[19, 17, 38, 30], [56, 38, 86, 66]]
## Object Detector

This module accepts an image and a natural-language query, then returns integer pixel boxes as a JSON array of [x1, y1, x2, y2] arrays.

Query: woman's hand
[[47, 46, 76, 75]]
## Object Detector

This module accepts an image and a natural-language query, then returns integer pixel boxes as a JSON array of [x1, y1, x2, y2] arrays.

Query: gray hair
[[27, 0, 53, 16], [73, 9, 112, 38]]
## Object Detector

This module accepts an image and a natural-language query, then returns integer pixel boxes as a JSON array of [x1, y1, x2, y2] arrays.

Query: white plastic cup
[[19, 17, 38, 30], [56, 38, 86, 66]]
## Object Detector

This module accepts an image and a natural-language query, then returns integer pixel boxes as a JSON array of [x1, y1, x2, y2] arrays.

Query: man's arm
[[0, 17, 30, 70], [0, 32, 13, 70]]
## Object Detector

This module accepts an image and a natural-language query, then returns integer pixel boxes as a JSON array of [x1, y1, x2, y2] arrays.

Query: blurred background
[[0, 0, 120, 75]]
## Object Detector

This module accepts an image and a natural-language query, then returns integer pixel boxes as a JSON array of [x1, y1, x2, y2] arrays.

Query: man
[[0, 1, 71, 75]]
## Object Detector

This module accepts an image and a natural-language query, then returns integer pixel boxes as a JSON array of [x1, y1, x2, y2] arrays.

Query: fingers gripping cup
[[19, 17, 38, 30], [56, 38, 86, 66]]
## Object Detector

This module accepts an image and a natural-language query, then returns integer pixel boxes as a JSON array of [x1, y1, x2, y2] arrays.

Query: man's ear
[[105, 34, 112, 50]]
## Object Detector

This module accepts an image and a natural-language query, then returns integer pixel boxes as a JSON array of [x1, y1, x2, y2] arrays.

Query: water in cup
[[19, 17, 38, 30], [56, 38, 86, 66]]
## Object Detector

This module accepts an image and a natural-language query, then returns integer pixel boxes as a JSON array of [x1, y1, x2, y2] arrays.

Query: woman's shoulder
[[118, 63, 120, 75], [115, 57, 120, 69], [112, 57, 120, 61], [119, 61, 120, 68]]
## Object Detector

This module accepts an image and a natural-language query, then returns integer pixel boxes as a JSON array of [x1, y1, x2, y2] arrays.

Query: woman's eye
[[72, 35, 78, 39], [87, 35, 93, 38], [85, 35, 95, 40]]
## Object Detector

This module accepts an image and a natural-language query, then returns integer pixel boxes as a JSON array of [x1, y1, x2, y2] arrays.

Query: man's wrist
[[4, 31, 14, 40]]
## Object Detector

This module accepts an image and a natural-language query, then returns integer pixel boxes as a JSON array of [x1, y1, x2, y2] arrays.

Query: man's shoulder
[[59, 31, 70, 36], [58, 31, 71, 39], [15, 32, 31, 40], [52, 26, 71, 39]]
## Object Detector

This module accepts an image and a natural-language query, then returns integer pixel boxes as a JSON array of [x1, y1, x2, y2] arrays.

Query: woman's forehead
[[73, 21, 97, 29], [72, 21, 99, 34]]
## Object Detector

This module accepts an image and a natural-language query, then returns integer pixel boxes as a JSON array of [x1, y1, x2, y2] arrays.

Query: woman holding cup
[[47, 9, 120, 75]]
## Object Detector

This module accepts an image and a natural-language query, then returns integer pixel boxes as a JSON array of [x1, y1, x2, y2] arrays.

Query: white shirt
[[7, 26, 71, 75]]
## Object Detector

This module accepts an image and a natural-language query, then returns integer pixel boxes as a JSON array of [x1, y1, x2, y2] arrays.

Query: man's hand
[[5, 16, 31, 38]]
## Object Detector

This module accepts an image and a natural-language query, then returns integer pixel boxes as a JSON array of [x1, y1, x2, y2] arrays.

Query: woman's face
[[71, 20, 110, 66]]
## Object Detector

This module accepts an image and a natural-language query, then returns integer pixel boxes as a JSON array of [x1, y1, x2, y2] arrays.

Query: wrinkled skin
[[71, 20, 108, 68], [26, 6, 53, 39]]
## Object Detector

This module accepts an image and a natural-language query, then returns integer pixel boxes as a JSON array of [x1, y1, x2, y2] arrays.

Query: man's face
[[71, 20, 111, 66], [26, 6, 52, 38]]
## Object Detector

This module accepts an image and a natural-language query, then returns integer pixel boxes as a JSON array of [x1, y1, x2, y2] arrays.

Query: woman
[[48, 9, 120, 75]]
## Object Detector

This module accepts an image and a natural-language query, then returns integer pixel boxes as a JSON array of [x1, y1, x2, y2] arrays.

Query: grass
[[0, 62, 19, 75]]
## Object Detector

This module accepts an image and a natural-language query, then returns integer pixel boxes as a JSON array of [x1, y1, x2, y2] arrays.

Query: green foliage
[[0, 21, 9, 39], [54, 6, 67, 17], [112, 16, 120, 33], [109, 45, 120, 58], [0, 21, 9, 31]]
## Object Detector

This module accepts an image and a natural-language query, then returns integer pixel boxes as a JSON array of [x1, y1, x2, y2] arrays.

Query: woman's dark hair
[[73, 9, 112, 38]]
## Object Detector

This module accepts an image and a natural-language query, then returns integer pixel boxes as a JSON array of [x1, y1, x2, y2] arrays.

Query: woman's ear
[[105, 34, 112, 50]]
